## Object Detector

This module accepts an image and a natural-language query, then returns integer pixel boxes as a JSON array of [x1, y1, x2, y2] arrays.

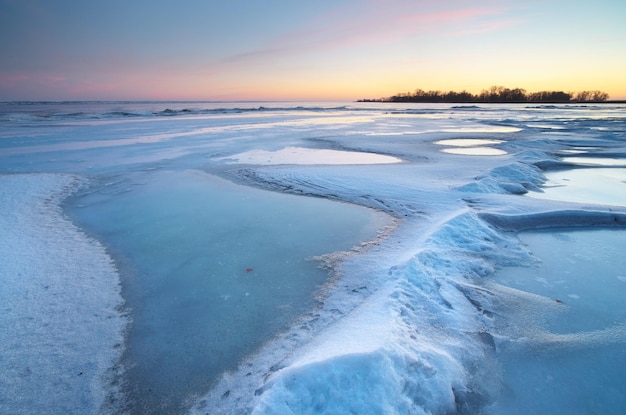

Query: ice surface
[[0, 174, 126, 414], [529, 168, 626, 206], [434, 139, 508, 155], [1, 102, 625, 414], [67, 169, 389, 413], [488, 229, 626, 414], [218, 146, 402, 165], [244, 211, 526, 415], [562, 157, 626, 166], [440, 147, 507, 156], [434, 139, 504, 147]]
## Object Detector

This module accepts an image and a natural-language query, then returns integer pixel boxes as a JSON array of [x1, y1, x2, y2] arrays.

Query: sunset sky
[[1, 0, 624, 101]]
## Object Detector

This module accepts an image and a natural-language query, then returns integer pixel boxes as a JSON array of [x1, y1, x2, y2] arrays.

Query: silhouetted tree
[[574, 91, 591, 102], [358, 86, 609, 103], [572, 90, 609, 102], [590, 91, 609, 102]]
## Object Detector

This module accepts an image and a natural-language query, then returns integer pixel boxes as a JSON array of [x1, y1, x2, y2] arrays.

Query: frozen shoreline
[[191, 123, 626, 413], [1, 102, 625, 414], [66, 168, 392, 414], [0, 173, 127, 414]]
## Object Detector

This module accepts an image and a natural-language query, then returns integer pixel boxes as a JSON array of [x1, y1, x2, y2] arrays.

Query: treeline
[[359, 86, 610, 103]]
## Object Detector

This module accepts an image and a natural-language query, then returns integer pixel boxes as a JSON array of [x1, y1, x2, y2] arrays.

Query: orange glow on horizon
[[2, 1, 624, 102]]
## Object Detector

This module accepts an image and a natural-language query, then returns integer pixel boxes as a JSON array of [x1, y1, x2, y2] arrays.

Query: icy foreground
[[0, 174, 126, 414], [1, 102, 625, 414]]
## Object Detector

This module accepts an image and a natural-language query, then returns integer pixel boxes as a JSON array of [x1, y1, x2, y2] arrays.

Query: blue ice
[[68, 169, 387, 413], [489, 229, 626, 414]]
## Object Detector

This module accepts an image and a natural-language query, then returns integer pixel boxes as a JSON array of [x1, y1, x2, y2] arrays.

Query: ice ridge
[[245, 212, 531, 415]]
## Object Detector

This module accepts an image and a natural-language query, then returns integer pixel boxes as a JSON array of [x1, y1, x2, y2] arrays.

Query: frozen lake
[[68, 169, 388, 413], [529, 167, 626, 207], [489, 229, 626, 414], [1, 101, 625, 414]]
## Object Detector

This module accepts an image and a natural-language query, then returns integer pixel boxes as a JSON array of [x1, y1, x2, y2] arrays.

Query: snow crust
[[0, 174, 126, 414], [248, 211, 526, 415]]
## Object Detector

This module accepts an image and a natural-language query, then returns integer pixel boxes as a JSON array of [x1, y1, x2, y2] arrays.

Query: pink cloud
[[451, 16, 526, 36], [223, 3, 516, 65]]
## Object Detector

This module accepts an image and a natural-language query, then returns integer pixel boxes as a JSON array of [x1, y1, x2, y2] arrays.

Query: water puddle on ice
[[441, 126, 521, 133], [440, 147, 507, 156], [528, 168, 626, 206], [434, 139, 504, 147], [488, 229, 626, 414], [530, 124, 567, 130], [68, 169, 389, 413], [562, 157, 626, 167], [218, 146, 402, 165], [434, 139, 507, 156]]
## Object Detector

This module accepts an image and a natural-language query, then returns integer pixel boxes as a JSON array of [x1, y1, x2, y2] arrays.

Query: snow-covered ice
[[1, 101, 625, 414], [0, 174, 126, 414]]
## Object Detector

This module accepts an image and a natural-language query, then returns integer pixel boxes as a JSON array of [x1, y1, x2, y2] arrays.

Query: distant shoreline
[[357, 99, 626, 104], [357, 86, 619, 104]]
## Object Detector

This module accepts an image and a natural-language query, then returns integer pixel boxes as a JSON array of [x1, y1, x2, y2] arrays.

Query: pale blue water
[[68, 168, 387, 413]]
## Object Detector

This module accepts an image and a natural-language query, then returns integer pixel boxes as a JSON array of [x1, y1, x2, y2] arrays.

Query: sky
[[1, 0, 625, 101]]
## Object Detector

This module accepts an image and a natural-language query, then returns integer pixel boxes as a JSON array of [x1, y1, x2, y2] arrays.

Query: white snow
[[0, 174, 126, 415]]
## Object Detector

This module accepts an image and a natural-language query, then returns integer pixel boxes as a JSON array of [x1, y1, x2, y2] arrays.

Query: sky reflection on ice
[[441, 147, 507, 156], [435, 138, 507, 156], [219, 146, 402, 165], [441, 126, 521, 133], [434, 139, 504, 147], [562, 157, 626, 167], [529, 168, 626, 206]]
